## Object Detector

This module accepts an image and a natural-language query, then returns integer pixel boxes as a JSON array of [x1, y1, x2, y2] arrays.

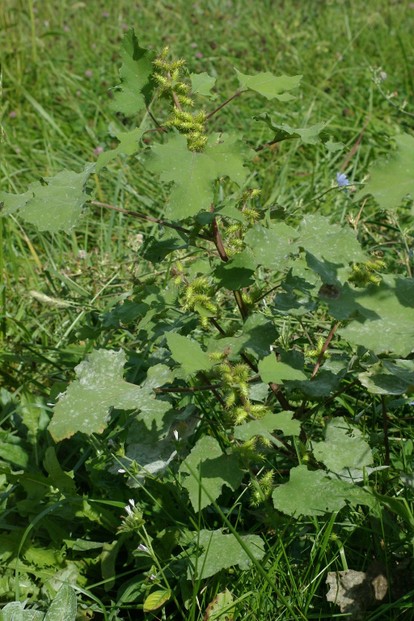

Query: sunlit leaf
[[256, 113, 327, 144], [338, 275, 414, 355], [49, 350, 169, 441], [204, 589, 235, 621], [258, 354, 306, 383], [96, 127, 145, 171], [244, 222, 299, 270], [147, 133, 251, 220], [44, 584, 77, 621], [180, 437, 243, 511], [359, 359, 414, 395], [235, 69, 301, 100], [143, 589, 171, 612], [190, 72, 216, 97], [166, 332, 213, 374], [191, 529, 264, 579], [312, 417, 373, 473], [273, 466, 372, 517], [356, 133, 414, 212], [111, 29, 155, 116], [298, 214, 366, 265], [1, 165, 94, 232], [233, 411, 300, 442]]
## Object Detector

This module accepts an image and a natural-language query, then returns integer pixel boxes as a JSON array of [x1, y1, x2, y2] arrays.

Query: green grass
[[1, 1, 414, 619]]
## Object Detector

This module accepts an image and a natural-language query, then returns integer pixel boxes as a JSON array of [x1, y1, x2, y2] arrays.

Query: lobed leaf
[[355, 133, 414, 212], [256, 113, 327, 144], [337, 275, 414, 355], [273, 466, 373, 517], [190, 72, 216, 97], [191, 529, 264, 580], [146, 133, 252, 220], [48, 350, 169, 442], [110, 29, 155, 116], [235, 68, 301, 101], [258, 354, 307, 383], [359, 359, 414, 395], [96, 127, 145, 172], [166, 332, 213, 375], [0, 165, 94, 233], [244, 222, 299, 270], [233, 411, 300, 442], [179, 436, 243, 511], [312, 417, 373, 474]]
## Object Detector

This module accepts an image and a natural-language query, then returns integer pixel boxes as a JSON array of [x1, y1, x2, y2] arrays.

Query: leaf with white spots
[[49, 350, 167, 442]]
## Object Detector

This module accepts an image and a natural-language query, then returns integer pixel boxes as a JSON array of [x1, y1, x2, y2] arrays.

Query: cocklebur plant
[[1, 29, 414, 603]]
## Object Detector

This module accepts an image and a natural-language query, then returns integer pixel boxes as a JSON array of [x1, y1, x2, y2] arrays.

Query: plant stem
[[90, 200, 210, 240], [311, 322, 340, 378], [211, 211, 250, 320], [205, 90, 243, 120], [381, 396, 390, 466]]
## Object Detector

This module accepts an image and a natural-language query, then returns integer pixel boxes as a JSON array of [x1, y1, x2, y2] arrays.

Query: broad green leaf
[[293, 369, 344, 398], [273, 466, 372, 517], [256, 113, 327, 144], [24, 546, 59, 569], [43, 447, 77, 496], [204, 589, 235, 621], [359, 359, 414, 395], [117, 419, 178, 484], [259, 354, 307, 383], [338, 275, 414, 355], [214, 251, 255, 290], [298, 214, 366, 265], [235, 69, 301, 101], [180, 436, 243, 511], [312, 417, 373, 473], [143, 589, 172, 612], [190, 72, 216, 97], [147, 133, 251, 220], [141, 363, 175, 391], [0, 435, 29, 469], [96, 127, 145, 171], [192, 529, 264, 579], [166, 332, 213, 374], [355, 133, 414, 212], [242, 313, 278, 357], [0, 189, 32, 215], [44, 584, 77, 621], [0, 602, 23, 621], [49, 350, 168, 441], [233, 411, 300, 442], [0, 602, 44, 621], [0, 165, 94, 232], [244, 222, 299, 270], [111, 30, 155, 116]]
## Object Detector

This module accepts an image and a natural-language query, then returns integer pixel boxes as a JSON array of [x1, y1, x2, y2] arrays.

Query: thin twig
[[205, 90, 243, 120], [90, 200, 210, 240], [311, 322, 340, 379], [211, 209, 250, 320], [381, 396, 390, 466], [155, 383, 221, 394]]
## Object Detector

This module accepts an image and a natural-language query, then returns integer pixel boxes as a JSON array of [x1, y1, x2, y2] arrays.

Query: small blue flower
[[336, 172, 349, 188]]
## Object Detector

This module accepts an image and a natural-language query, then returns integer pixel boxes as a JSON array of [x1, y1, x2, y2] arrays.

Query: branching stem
[[90, 200, 210, 240]]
